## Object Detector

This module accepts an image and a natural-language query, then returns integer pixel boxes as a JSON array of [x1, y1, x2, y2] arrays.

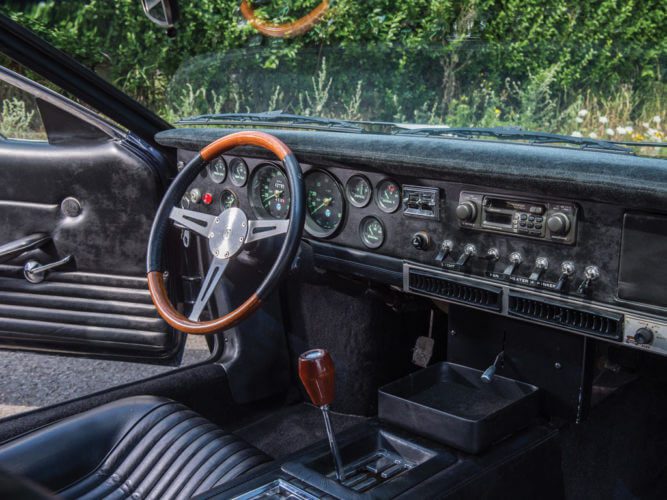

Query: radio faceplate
[[457, 192, 578, 244]]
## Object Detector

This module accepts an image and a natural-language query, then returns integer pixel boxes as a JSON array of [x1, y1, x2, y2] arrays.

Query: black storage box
[[378, 362, 540, 454]]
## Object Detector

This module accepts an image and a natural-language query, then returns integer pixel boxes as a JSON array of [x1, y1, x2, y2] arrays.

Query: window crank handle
[[24, 255, 72, 283]]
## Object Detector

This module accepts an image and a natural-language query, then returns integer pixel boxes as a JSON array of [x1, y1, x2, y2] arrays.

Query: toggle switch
[[480, 247, 500, 262], [456, 244, 477, 266], [555, 261, 575, 291], [503, 252, 523, 277], [528, 257, 549, 281], [577, 265, 600, 294], [435, 240, 454, 265]]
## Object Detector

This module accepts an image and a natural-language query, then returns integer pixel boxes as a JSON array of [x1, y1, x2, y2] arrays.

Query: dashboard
[[162, 129, 667, 359]]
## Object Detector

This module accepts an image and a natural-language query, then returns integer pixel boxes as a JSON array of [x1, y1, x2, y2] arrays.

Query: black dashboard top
[[156, 127, 667, 211]]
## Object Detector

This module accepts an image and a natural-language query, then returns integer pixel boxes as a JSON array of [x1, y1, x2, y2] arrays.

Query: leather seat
[[0, 396, 271, 499]]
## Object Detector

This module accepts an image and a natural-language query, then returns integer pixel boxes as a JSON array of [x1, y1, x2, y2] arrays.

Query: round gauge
[[375, 179, 401, 213], [220, 189, 239, 210], [305, 170, 345, 238], [229, 158, 249, 187], [249, 163, 291, 219], [345, 175, 372, 208], [360, 216, 385, 249], [208, 157, 227, 184]]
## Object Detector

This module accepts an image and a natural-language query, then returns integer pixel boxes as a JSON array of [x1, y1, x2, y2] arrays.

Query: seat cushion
[[0, 396, 271, 499]]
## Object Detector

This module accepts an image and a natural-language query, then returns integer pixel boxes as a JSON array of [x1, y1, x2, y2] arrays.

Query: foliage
[[0, 0, 664, 153]]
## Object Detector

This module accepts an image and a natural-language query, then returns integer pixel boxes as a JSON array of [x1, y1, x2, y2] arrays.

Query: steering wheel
[[147, 131, 305, 334], [240, 0, 330, 39]]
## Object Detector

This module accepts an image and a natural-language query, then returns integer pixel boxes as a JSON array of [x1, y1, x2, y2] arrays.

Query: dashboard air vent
[[508, 292, 623, 340], [408, 269, 502, 311]]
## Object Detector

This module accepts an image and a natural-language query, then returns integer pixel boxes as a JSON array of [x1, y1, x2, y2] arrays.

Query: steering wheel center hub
[[208, 207, 248, 259]]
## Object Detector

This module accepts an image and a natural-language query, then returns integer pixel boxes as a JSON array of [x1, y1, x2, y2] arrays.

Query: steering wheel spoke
[[169, 207, 216, 238], [246, 219, 289, 243], [189, 258, 229, 321]]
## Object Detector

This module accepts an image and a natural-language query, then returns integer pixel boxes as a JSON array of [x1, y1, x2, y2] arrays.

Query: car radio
[[456, 192, 578, 244]]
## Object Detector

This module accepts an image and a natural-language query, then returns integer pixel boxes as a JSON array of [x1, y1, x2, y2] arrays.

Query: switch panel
[[403, 185, 441, 220]]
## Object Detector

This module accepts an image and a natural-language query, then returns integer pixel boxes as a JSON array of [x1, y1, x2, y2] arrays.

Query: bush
[[1, 0, 664, 152]]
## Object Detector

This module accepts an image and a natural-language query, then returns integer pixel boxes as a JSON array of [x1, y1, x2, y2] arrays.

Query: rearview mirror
[[140, 0, 179, 29]]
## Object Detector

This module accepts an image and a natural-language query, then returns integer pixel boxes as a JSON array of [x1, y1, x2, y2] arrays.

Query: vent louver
[[408, 270, 502, 311], [508, 292, 623, 340]]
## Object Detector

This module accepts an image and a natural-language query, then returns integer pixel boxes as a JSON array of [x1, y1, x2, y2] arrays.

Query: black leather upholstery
[[0, 396, 271, 499]]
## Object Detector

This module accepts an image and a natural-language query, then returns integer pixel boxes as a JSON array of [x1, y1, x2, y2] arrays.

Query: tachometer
[[376, 179, 401, 213], [208, 157, 227, 184], [249, 163, 291, 219], [305, 170, 345, 238], [345, 175, 372, 208]]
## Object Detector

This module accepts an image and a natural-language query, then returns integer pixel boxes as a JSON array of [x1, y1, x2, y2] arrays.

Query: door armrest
[[0, 233, 51, 265]]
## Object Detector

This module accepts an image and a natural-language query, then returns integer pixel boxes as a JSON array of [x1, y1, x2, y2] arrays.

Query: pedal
[[412, 336, 434, 368]]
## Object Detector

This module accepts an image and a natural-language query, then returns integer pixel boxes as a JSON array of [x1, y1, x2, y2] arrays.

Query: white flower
[[642, 122, 650, 128], [571, 131, 583, 137], [589, 132, 598, 139], [653, 115, 662, 124], [616, 126, 627, 135], [575, 117, 584, 123], [599, 116, 609, 124], [578, 109, 589, 118], [625, 125, 633, 133], [648, 128, 658, 136], [606, 128, 615, 136]]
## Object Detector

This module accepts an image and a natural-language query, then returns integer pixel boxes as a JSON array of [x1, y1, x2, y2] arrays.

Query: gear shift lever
[[298, 349, 346, 481]]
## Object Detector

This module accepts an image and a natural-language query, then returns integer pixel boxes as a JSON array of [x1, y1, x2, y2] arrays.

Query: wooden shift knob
[[298, 349, 335, 407]]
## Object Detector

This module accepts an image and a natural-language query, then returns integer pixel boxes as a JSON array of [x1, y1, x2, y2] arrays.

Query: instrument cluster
[[182, 154, 406, 250]]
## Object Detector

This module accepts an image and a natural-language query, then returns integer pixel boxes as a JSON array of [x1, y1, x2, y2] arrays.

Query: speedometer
[[305, 170, 345, 238], [249, 163, 291, 219]]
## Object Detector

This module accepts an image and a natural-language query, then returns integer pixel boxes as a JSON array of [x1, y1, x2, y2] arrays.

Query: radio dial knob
[[456, 202, 477, 222], [634, 328, 654, 345], [547, 213, 571, 235]]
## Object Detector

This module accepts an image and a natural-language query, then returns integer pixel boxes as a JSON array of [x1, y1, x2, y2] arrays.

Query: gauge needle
[[311, 197, 333, 214], [263, 189, 283, 203]]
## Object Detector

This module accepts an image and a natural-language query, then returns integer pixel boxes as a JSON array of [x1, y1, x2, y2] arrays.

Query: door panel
[[0, 70, 181, 362]]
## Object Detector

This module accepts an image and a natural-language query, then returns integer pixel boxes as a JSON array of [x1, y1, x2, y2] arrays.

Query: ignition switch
[[411, 231, 431, 251]]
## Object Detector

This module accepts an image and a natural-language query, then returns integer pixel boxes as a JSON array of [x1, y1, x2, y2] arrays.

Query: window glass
[[0, 80, 46, 140]]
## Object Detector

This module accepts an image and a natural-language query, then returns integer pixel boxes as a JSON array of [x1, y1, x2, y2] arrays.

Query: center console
[[198, 353, 561, 500]]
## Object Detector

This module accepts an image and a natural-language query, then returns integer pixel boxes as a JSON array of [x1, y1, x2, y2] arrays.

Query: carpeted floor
[[233, 403, 367, 459]]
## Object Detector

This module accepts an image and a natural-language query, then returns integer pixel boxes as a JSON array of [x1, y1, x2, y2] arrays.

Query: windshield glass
[[1, 1, 665, 157]]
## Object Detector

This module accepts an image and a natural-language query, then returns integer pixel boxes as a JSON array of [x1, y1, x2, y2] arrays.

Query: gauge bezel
[[359, 216, 386, 249], [248, 162, 291, 220], [229, 158, 249, 187], [220, 189, 239, 210], [345, 174, 372, 208], [375, 179, 402, 213], [208, 157, 227, 184], [304, 169, 346, 239]]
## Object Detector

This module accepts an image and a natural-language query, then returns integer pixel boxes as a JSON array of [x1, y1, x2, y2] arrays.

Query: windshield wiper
[[178, 111, 363, 133], [394, 126, 635, 154]]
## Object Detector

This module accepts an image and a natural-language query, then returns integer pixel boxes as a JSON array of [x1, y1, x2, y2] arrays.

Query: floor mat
[[233, 403, 367, 459]]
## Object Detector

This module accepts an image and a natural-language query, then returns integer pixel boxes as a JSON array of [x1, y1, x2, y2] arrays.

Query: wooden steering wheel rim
[[146, 131, 305, 334], [240, 0, 330, 39]]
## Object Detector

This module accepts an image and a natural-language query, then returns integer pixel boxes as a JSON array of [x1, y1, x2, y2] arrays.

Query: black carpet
[[232, 403, 367, 459]]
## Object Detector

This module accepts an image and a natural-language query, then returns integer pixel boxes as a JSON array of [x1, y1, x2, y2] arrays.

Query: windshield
[[1, 1, 665, 157]]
